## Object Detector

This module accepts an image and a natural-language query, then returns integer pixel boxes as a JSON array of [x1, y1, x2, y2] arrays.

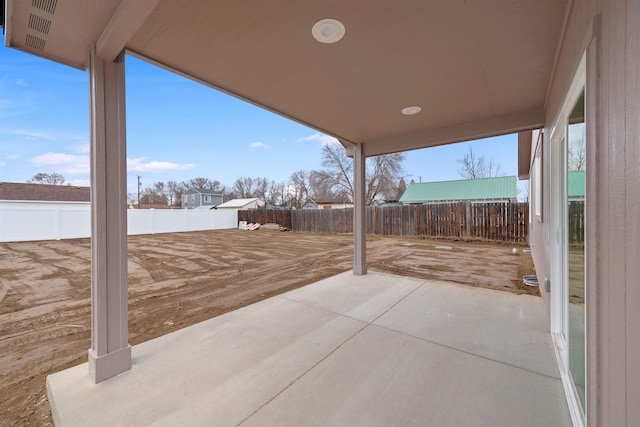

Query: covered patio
[[3, 0, 566, 385], [48, 271, 570, 426], [9, 1, 640, 426]]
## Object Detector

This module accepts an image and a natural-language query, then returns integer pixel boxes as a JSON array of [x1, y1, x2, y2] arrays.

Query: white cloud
[[250, 141, 270, 149], [30, 152, 196, 175], [6, 154, 18, 160], [75, 143, 90, 153], [30, 152, 90, 174], [297, 132, 340, 147], [127, 157, 196, 173], [0, 128, 57, 140], [0, 161, 6, 167]]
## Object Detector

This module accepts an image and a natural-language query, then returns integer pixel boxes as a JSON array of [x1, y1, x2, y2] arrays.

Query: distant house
[[0, 182, 90, 202], [399, 176, 517, 204], [181, 188, 223, 209], [216, 198, 265, 210], [301, 198, 353, 209]]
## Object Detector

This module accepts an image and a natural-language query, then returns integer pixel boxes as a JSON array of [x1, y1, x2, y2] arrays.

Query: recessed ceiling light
[[401, 106, 422, 115], [312, 19, 346, 44]]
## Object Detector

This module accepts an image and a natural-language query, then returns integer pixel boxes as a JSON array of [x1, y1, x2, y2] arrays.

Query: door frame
[[549, 53, 586, 427]]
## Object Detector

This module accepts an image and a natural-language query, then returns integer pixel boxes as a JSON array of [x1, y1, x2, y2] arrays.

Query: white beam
[[362, 107, 544, 157], [353, 144, 367, 275], [96, 0, 161, 61], [88, 48, 131, 383]]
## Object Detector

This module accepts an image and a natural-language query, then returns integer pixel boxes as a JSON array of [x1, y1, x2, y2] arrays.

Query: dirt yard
[[0, 229, 538, 426]]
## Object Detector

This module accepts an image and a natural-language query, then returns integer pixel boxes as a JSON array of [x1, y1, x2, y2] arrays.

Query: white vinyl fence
[[0, 201, 238, 243]]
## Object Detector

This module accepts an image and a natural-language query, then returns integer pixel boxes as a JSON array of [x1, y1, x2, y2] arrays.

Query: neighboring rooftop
[[0, 182, 90, 202], [216, 198, 263, 209], [399, 176, 517, 204], [315, 198, 351, 205], [568, 171, 585, 198], [184, 188, 223, 195]]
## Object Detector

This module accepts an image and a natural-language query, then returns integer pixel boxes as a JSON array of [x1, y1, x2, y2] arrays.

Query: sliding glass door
[[550, 58, 586, 425], [566, 90, 585, 412]]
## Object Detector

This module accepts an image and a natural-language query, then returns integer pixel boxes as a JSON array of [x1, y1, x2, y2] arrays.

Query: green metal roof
[[568, 171, 585, 198], [399, 176, 517, 203]]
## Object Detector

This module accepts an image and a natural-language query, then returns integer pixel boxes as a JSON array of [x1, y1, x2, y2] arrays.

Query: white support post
[[88, 48, 131, 383], [353, 143, 367, 275]]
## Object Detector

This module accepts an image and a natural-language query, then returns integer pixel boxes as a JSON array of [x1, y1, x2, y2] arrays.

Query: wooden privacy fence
[[239, 202, 530, 243], [237, 209, 293, 230], [366, 203, 529, 242], [568, 201, 585, 245]]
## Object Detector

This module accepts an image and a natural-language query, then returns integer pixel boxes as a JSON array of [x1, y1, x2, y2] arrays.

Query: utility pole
[[137, 176, 141, 209]]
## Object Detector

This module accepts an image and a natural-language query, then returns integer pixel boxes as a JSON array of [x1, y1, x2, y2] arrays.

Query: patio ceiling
[[4, 0, 567, 156]]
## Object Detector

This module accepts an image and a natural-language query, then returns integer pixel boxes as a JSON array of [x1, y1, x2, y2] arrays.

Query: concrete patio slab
[[47, 296, 367, 426], [374, 280, 560, 378], [280, 270, 424, 322], [47, 271, 571, 426], [245, 324, 568, 427]]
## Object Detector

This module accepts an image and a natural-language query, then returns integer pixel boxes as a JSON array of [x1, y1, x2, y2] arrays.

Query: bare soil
[[0, 229, 538, 426]]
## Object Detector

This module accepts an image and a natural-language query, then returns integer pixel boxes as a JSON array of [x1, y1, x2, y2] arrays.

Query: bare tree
[[457, 146, 503, 179], [366, 153, 406, 203], [141, 182, 168, 206], [29, 173, 66, 185], [309, 170, 338, 201], [321, 143, 354, 198], [252, 177, 270, 201], [166, 180, 184, 207], [188, 177, 224, 191], [188, 177, 211, 189], [232, 177, 255, 198], [267, 180, 287, 206], [568, 133, 586, 172], [288, 170, 313, 208], [210, 180, 224, 192], [153, 181, 166, 197], [321, 143, 406, 205]]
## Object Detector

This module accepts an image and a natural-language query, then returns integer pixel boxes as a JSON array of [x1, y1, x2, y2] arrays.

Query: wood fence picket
[[238, 202, 536, 243]]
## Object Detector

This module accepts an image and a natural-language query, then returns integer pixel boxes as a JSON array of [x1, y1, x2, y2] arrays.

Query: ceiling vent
[[28, 13, 52, 35], [26, 0, 55, 52], [32, 0, 57, 15], [25, 33, 46, 50]]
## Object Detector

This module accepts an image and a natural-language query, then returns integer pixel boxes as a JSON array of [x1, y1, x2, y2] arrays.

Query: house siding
[[528, 1, 640, 425], [181, 190, 223, 209]]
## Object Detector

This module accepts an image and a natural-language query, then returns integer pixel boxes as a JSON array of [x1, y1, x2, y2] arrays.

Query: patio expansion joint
[[371, 321, 562, 381], [237, 281, 427, 426], [275, 276, 428, 324]]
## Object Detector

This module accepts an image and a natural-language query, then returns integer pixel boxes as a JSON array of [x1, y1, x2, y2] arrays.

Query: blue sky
[[0, 36, 525, 197]]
